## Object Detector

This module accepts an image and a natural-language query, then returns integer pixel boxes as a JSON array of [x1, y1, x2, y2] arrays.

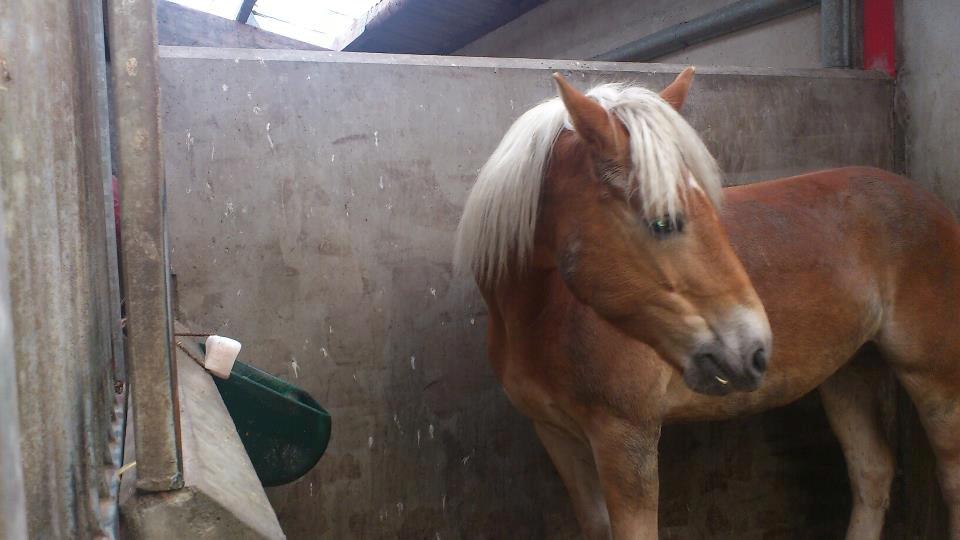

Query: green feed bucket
[[201, 344, 332, 487]]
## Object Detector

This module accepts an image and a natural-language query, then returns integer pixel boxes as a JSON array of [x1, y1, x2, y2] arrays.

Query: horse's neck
[[490, 269, 556, 334]]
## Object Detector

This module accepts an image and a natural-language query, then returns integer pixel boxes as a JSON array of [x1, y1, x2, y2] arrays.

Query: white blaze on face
[[716, 305, 772, 359], [683, 314, 716, 350]]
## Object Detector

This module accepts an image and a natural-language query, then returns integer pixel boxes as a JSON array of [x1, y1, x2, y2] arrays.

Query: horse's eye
[[649, 215, 683, 237]]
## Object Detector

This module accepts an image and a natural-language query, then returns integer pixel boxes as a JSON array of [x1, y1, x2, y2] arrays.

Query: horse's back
[[724, 166, 960, 376], [723, 167, 959, 290]]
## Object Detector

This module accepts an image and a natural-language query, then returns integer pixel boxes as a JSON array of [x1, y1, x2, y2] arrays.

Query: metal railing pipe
[[593, 0, 819, 62]]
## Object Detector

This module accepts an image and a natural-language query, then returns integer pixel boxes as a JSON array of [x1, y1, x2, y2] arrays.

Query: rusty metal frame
[[106, 0, 184, 491]]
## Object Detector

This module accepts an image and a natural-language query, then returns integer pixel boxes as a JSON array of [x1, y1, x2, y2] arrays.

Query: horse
[[454, 67, 960, 539]]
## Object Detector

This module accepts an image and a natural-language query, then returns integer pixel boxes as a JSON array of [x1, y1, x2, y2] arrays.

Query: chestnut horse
[[455, 68, 960, 539]]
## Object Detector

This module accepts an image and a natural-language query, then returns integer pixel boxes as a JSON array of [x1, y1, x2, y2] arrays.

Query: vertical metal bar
[[74, 2, 119, 534], [87, 0, 126, 394], [105, 0, 183, 491], [79, 0, 127, 533], [821, 0, 852, 67]]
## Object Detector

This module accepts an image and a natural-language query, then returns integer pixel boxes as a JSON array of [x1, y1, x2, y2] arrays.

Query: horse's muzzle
[[692, 341, 768, 391]]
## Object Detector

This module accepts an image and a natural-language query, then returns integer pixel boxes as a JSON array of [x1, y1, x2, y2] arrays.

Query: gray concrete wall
[[899, 0, 960, 212], [0, 0, 124, 537], [455, 0, 821, 69], [159, 47, 894, 538], [895, 0, 960, 535]]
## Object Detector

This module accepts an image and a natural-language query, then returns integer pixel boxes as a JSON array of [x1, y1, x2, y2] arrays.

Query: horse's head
[[456, 69, 772, 395], [539, 69, 771, 395]]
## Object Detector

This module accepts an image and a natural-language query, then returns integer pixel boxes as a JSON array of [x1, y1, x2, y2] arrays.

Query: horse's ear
[[660, 66, 696, 111], [552, 73, 627, 158]]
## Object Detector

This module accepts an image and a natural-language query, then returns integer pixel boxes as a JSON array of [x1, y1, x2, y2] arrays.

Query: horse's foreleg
[[586, 418, 660, 540], [534, 422, 611, 539], [820, 360, 895, 540]]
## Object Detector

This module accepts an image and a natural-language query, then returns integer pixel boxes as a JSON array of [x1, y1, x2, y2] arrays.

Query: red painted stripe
[[863, 0, 896, 76]]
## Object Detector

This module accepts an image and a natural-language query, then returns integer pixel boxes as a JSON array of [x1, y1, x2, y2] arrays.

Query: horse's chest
[[495, 350, 582, 430]]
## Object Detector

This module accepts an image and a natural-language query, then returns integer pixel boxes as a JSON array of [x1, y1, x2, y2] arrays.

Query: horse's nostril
[[752, 348, 768, 373]]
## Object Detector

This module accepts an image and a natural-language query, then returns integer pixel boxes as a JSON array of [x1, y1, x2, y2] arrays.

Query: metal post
[[822, 0, 852, 67], [593, 0, 819, 62], [80, 0, 128, 532], [106, 0, 183, 491]]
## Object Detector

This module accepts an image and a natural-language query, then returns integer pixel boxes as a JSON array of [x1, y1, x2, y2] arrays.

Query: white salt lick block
[[204, 335, 242, 379]]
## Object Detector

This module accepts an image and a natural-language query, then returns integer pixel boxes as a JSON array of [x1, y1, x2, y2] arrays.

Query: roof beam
[[236, 0, 256, 23]]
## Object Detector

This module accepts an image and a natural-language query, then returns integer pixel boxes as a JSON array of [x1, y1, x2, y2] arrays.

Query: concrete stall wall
[[455, 0, 821, 69], [899, 0, 960, 213], [896, 0, 960, 536], [159, 47, 894, 538], [0, 0, 124, 538]]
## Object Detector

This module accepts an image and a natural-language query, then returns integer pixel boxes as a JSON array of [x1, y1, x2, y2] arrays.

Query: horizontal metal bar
[[593, 0, 819, 62]]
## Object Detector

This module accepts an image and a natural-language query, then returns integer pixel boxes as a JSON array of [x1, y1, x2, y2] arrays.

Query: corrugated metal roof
[[339, 0, 547, 54]]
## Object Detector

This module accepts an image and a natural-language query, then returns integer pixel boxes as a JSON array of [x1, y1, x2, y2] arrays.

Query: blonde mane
[[454, 83, 723, 286]]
